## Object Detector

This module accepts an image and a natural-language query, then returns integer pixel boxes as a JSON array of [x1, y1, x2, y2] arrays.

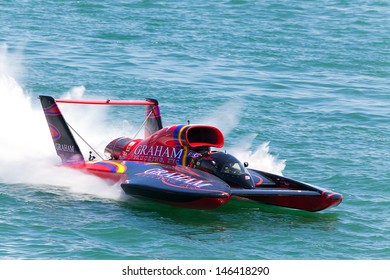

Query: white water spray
[[199, 101, 286, 175], [198, 99, 243, 136], [230, 136, 286, 175], [0, 46, 127, 200], [0, 74, 125, 200]]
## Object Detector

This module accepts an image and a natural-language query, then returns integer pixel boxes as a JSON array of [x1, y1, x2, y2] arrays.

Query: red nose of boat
[[326, 192, 343, 208]]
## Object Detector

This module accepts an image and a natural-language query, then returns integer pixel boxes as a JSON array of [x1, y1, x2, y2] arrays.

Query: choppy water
[[0, 0, 389, 260]]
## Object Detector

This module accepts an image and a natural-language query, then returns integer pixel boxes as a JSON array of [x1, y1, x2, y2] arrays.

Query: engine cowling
[[105, 125, 224, 165], [179, 125, 224, 148]]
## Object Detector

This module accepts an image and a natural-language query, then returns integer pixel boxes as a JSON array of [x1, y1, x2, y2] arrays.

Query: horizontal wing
[[121, 162, 231, 209], [55, 97, 162, 138], [55, 99, 156, 106]]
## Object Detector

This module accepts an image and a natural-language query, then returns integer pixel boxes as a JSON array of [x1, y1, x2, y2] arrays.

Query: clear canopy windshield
[[219, 161, 246, 175], [203, 152, 247, 176], [196, 152, 254, 189]]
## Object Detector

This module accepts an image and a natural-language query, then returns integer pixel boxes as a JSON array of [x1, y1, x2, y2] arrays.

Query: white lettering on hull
[[132, 145, 184, 164], [143, 168, 212, 188], [133, 145, 183, 158]]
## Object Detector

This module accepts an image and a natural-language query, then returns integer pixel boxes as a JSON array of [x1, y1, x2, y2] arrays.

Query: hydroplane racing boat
[[39, 95, 342, 211]]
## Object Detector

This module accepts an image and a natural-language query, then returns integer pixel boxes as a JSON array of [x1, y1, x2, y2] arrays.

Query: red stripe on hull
[[242, 193, 342, 212], [63, 162, 126, 183]]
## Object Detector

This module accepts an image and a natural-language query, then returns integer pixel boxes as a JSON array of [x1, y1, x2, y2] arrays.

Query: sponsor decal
[[55, 143, 75, 153], [132, 145, 183, 164], [142, 168, 212, 188], [49, 123, 61, 141], [133, 145, 183, 158]]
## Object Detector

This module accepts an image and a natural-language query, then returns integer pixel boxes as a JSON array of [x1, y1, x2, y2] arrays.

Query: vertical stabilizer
[[144, 98, 163, 138], [39, 95, 84, 163]]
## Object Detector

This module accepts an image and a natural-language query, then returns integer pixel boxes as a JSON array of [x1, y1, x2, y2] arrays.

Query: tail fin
[[39, 95, 84, 163], [144, 98, 163, 138]]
